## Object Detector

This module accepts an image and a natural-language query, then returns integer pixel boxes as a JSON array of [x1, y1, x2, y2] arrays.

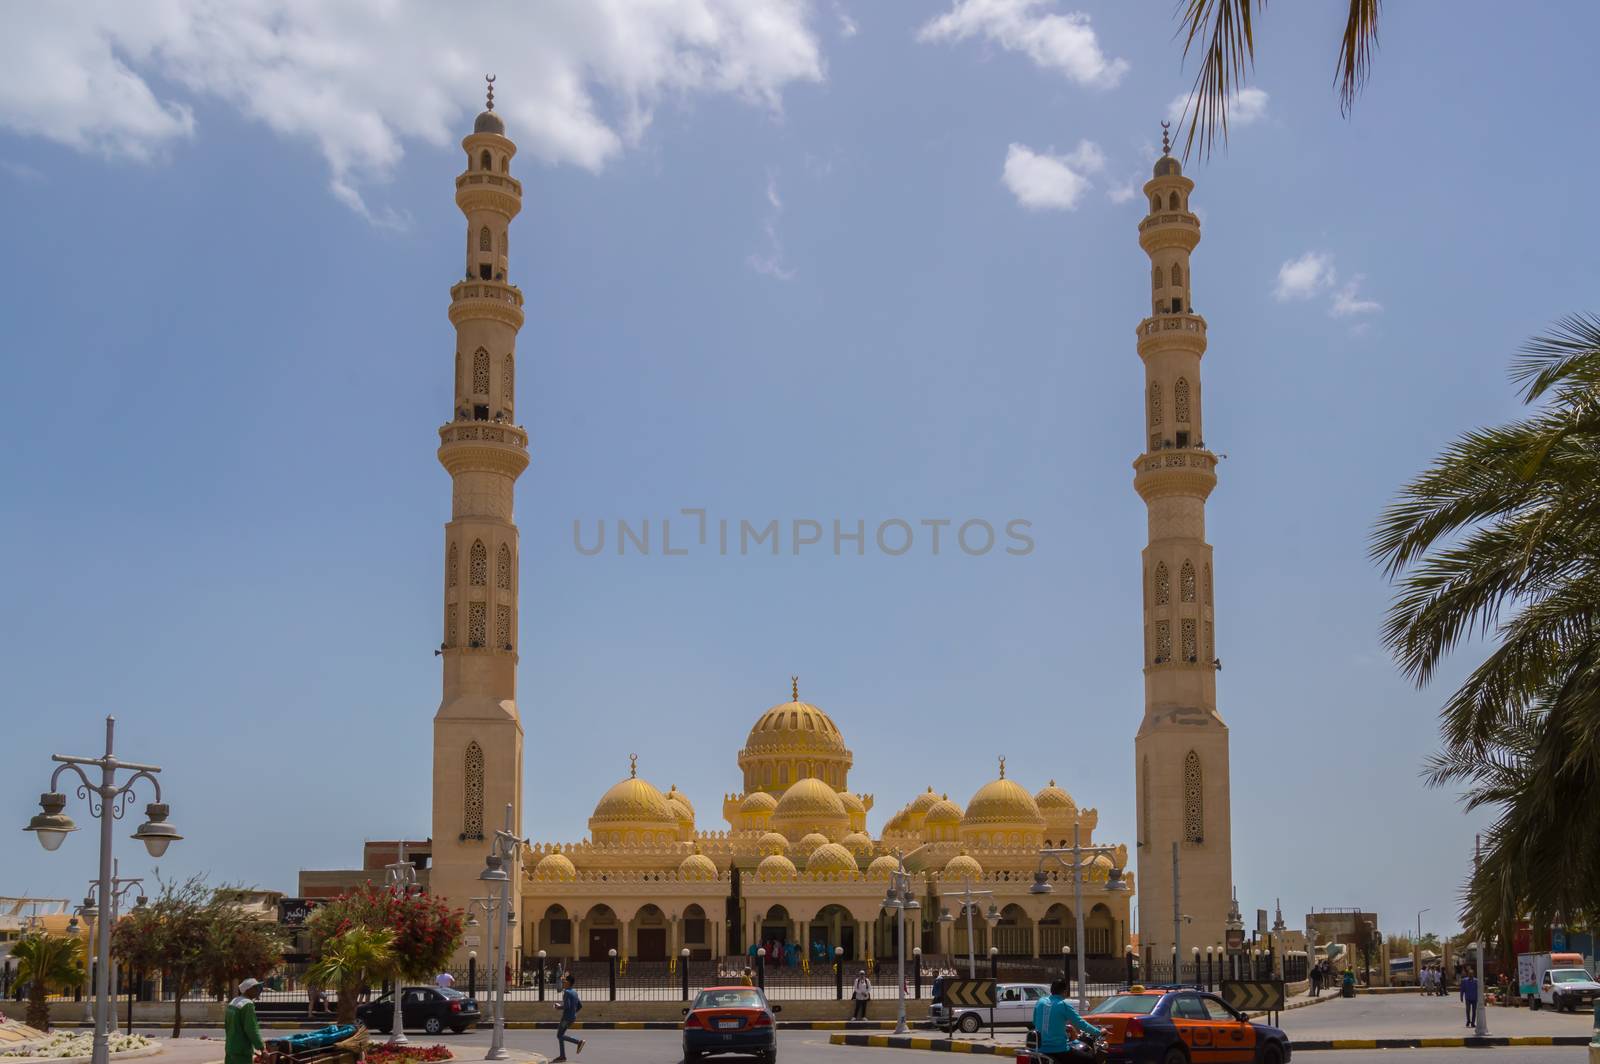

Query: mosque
[[310, 85, 1238, 978]]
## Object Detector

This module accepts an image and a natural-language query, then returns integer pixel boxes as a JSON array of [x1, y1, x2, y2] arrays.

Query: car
[[1087, 987, 1290, 1064], [356, 985, 480, 1035], [1535, 967, 1600, 1012], [681, 985, 782, 1062], [932, 982, 1052, 1034]]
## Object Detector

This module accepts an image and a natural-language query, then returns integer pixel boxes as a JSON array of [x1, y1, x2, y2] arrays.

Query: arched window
[[1174, 377, 1191, 423], [501, 352, 513, 401], [469, 540, 488, 585], [480, 150, 492, 171], [1152, 265, 1162, 291], [499, 156, 508, 173], [1148, 381, 1162, 428], [1170, 263, 1182, 287], [1151, 196, 1161, 213], [472, 348, 490, 395], [1183, 751, 1203, 843], [445, 603, 458, 646], [1154, 562, 1170, 606], [479, 226, 492, 252], [468, 601, 486, 646], [463, 741, 485, 840], [1168, 192, 1180, 210], [495, 604, 511, 649], [447, 542, 459, 588], [1180, 560, 1196, 602], [496, 542, 512, 590], [1140, 756, 1150, 845], [1155, 621, 1171, 663]]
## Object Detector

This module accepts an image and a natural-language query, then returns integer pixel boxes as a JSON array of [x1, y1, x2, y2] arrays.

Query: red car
[[682, 985, 781, 1063]]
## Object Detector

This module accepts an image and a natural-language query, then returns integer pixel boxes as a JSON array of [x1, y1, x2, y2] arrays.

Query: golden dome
[[740, 792, 778, 815], [772, 778, 849, 832], [794, 832, 830, 858], [665, 795, 693, 824], [839, 791, 866, 815], [925, 794, 963, 825], [666, 785, 696, 819], [738, 680, 854, 794], [756, 853, 798, 881], [866, 854, 901, 880], [806, 842, 857, 875], [909, 787, 941, 814], [533, 853, 576, 881], [1035, 780, 1077, 817], [841, 831, 874, 856], [757, 831, 790, 856], [590, 758, 675, 825], [962, 759, 1044, 828], [943, 851, 984, 880], [678, 851, 718, 881]]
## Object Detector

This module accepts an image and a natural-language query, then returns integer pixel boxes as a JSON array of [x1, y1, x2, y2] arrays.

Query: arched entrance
[[1086, 903, 1115, 956], [994, 904, 1033, 958], [633, 904, 668, 961], [811, 904, 858, 963], [539, 904, 575, 961], [757, 905, 794, 965], [682, 904, 711, 959], [1040, 903, 1075, 955], [583, 904, 618, 961]]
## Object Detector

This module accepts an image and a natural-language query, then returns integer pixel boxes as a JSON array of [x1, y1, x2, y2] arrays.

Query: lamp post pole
[[1030, 827, 1132, 1009], [1474, 834, 1488, 1037], [882, 854, 920, 1034], [86, 861, 145, 1034], [478, 804, 522, 1062], [383, 843, 419, 1045], [22, 716, 180, 1064], [939, 881, 995, 980]]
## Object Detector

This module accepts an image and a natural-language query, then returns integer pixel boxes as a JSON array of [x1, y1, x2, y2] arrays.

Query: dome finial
[[629, 752, 638, 778], [998, 755, 1006, 779], [1160, 120, 1171, 156], [485, 74, 496, 112], [791, 675, 799, 702]]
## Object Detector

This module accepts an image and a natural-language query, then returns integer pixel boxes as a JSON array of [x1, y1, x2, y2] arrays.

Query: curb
[[828, 1033, 1597, 1054], [507, 1020, 914, 1031]]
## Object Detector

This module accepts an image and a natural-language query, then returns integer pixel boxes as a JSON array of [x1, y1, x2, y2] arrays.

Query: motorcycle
[[1017, 1030, 1110, 1064]]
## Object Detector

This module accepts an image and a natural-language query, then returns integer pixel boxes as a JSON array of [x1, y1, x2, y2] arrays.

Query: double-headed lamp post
[[880, 854, 921, 1034], [22, 716, 180, 1064], [383, 843, 420, 1045], [938, 881, 997, 979], [471, 804, 523, 1062], [1030, 822, 1132, 1010]]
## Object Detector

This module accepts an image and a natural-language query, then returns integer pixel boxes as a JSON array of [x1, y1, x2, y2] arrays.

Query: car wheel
[[1259, 1041, 1284, 1064], [424, 1018, 443, 1035], [958, 1014, 981, 1034], [1161, 1047, 1188, 1064]]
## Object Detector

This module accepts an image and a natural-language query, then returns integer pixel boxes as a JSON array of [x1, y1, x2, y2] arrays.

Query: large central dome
[[737, 679, 853, 793]]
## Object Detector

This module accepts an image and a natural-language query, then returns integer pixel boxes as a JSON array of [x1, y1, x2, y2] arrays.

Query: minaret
[[430, 77, 527, 947], [1132, 125, 1233, 973]]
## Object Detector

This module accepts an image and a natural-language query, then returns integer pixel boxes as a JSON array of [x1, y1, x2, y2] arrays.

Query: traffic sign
[[940, 979, 997, 1008], [1221, 980, 1285, 1012]]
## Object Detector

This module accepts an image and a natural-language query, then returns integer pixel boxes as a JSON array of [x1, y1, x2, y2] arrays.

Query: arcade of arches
[[517, 688, 1134, 967]]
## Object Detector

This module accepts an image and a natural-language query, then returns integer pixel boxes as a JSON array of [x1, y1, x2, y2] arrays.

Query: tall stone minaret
[[430, 77, 527, 947], [1132, 126, 1233, 973]]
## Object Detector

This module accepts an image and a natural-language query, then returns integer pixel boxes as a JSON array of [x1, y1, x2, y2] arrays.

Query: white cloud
[[917, 0, 1128, 89], [1331, 276, 1382, 317], [0, 1, 824, 221], [748, 171, 795, 280], [1273, 251, 1335, 302], [1167, 86, 1270, 129], [1001, 141, 1105, 211], [834, 2, 859, 38]]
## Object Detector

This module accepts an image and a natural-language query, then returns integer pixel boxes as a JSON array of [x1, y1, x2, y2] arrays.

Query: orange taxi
[[1085, 987, 1290, 1064]]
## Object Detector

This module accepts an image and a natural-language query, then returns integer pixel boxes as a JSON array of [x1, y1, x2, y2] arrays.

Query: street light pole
[[939, 881, 995, 980], [1030, 827, 1132, 1009], [1474, 835, 1488, 1038], [477, 803, 522, 1062], [881, 854, 920, 1035], [383, 843, 419, 1046], [23, 716, 180, 1064]]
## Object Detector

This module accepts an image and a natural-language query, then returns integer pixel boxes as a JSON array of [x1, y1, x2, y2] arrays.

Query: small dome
[[909, 787, 941, 814], [665, 795, 693, 824], [866, 855, 901, 880], [925, 794, 963, 826], [1035, 781, 1077, 817], [533, 853, 576, 881], [679, 851, 718, 881], [740, 791, 778, 815], [943, 851, 984, 881], [591, 770, 675, 825], [1153, 155, 1181, 178], [806, 842, 857, 875], [756, 853, 798, 881], [772, 777, 850, 834], [666, 785, 696, 818], [757, 831, 790, 856], [841, 831, 874, 856], [474, 110, 505, 135], [839, 792, 866, 815], [963, 766, 1044, 827], [794, 832, 830, 858]]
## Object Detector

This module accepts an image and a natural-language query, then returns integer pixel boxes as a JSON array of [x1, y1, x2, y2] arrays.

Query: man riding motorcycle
[[1028, 979, 1106, 1064]]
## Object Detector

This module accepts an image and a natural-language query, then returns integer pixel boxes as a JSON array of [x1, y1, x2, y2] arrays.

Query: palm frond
[[1335, 0, 1382, 116], [1174, 0, 1259, 161]]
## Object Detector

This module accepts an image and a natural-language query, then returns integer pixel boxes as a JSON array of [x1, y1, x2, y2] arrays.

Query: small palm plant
[[12, 931, 86, 1031], [306, 926, 396, 1027]]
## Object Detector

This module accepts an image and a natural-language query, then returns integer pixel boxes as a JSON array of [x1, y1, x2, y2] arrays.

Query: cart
[[262, 1023, 370, 1064]]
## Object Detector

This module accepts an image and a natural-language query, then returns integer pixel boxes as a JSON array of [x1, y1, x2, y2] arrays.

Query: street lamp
[[880, 854, 921, 1035], [939, 881, 995, 979], [22, 716, 178, 1064], [1029, 822, 1132, 1009], [383, 843, 420, 1046], [470, 804, 522, 1062]]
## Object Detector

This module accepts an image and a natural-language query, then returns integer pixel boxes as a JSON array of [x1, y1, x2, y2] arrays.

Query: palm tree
[[1373, 315, 1600, 935], [12, 931, 86, 1031], [306, 927, 396, 1027], [1174, 0, 1382, 158]]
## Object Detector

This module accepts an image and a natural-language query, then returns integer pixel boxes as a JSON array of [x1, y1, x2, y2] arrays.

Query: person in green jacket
[[226, 979, 266, 1064]]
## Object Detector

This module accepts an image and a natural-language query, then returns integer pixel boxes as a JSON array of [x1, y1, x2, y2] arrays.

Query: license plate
[[717, 1020, 740, 1030]]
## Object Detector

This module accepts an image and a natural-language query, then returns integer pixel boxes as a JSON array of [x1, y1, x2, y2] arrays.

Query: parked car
[[682, 985, 781, 1062], [1087, 987, 1291, 1064], [356, 985, 480, 1034], [1516, 952, 1599, 1012], [932, 982, 1050, 1034]]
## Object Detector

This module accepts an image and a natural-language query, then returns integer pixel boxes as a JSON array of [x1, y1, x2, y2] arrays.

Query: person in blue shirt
[[1460, 972, 1479, 1027], [1031, 979, 1102, 1062], [554, 973, 585, 1061]]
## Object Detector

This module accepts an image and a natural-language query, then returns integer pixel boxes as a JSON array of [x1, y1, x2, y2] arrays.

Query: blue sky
[[2, 1, 1592, 940]]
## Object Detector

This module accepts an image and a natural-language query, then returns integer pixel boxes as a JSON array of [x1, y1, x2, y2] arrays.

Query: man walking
[[851, 970, 872, 1021], [1460, 970, 1479, 1027], [1031, 979, 1101, 1063], [225, 979, 265, 1064], [1310, 963, 1321, 997], [554, 973, 585, 1061]]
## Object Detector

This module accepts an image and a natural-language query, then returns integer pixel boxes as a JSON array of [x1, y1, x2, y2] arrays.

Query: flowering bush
[[364, 1044, 452, 1064], [305, 883, 464, 981], [1, 1032, 153, 1058]]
